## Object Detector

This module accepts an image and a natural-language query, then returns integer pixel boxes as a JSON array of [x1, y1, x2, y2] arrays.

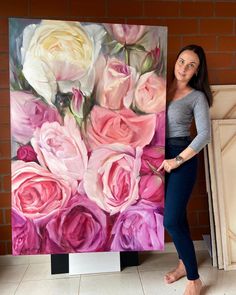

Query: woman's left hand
[[157, 158, 180, 173]]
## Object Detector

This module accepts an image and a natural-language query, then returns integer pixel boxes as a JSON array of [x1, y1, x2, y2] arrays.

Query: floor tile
[[0, 282, 19, 295], [22, 263, 77, 281], [79, 272, 144, 295], [0, 264, 28, 283], [15, 278, 80, 295]]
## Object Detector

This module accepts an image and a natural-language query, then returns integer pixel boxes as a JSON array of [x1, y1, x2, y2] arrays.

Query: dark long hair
[[175, 44, 213, 106]]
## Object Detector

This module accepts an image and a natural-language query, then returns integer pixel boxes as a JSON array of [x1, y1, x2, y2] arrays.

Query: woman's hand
[[157, 158, 180, 173]]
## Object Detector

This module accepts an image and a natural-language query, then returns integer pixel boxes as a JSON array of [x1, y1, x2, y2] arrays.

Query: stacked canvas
[[204, 85, 236, 270]]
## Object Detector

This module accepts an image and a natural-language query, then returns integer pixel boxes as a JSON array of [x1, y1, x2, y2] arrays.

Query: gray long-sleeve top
[[166, 89, 211, 153]]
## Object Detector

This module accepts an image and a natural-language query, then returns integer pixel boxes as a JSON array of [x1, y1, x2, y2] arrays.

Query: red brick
[[188, 197, 209, 211], [0, 107, 10, 124], [0, 125, 10, 141], [0, 225, 11, 239], [0, 159, 10, 174], [5, 208, 11, 224], [0, 192, 11, 207], [218, 36, 236, 51], [0, 18, 8, 35], [208, 69, 220, 85], [108, 0, 143, 17], [168, 36, 182, 53], [0, 242, 6, 255], [0, 35, 9, 53], [0, 54, 8, 71], [3, 175, 11, 191], [0, 141, 10, 158], [206, 52, 233, 69], [0, 89, 10, 106], [198, 211, 210, 226], [0, 209, 3, 224], [0, 0, 29, 17], [217, 69, 236, 84], [30, 0, 68, 17], [180, 2, 214, 17], [190, 226, 210, 240], [70, 0, 106, 17], [7, 241, 12, 254], [144, 1, 180, 17], [200, 19, 233, 35], [0, 71, 9, 88], [182, 36, 217, 51], [215, 2, 236, 17], [81, 17, 126, 25], [187, 211, 199, 226]]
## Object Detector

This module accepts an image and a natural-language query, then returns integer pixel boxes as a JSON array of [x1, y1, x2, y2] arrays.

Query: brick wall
[[1, 0, 236, 255]]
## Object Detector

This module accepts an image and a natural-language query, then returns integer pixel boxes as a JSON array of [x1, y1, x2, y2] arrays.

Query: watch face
[[175, 155, 184, 164]]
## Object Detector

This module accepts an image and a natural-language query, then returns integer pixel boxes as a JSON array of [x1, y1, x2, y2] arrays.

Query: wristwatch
[[175, 155, 184, 166]]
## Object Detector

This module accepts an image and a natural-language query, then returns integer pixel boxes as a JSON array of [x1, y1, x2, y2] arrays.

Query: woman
[[158, 44, 213, 295]]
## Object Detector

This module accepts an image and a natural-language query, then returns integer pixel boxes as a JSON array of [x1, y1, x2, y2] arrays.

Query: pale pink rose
[[96, 57, 136, 110], [141, 146, 165, 174], [10, 91, 61, 144], [17, 145, 37, 162], [139, 174, 164, 205], [43, 194, 108, 253], [83, 144, 142, 215], [12, 208, 41, 255], [31, 114, 88, 183], [12, 161, 72, 220], [150, 111, 166, 147], [105, 24, 146, 45], [110, 201, 164, 251], [141, 47, 160, 73], [70, 88, 85, 121], [84, 106, 156, 150], [134, 72, 166, 113]]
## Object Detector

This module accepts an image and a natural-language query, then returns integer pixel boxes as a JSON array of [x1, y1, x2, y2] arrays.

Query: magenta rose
[[110, 201, 164, 251], [17, 145, 37, 162], [96, 57, 136, 110], [12, 208, 41, 255], [83, 144, 142, 215], [150, 111, 166, 147], [139, 174, 164, 205], [12, 161, 73, 220], [134, 72, 166, 114], [84, 105, 156, 150], [141, 146, 165, 174], [10, 91, 61, 144], [32, 114, 88, 183], [43, 194, 107, 253], [105, 24, 146, 45]]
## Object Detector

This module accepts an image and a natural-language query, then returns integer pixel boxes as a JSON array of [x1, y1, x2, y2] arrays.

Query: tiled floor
[[0, 250, 235, 295]]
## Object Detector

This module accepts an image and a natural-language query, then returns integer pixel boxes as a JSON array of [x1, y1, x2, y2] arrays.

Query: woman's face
[[174, 50, 200, 84]]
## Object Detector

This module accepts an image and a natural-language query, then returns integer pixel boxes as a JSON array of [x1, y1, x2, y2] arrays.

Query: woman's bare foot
[[183, 278, 203, 295], [164, 259, 187, 284]]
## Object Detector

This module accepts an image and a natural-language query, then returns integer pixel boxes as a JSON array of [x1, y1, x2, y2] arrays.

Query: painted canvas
[[9, 18, 167, 255]]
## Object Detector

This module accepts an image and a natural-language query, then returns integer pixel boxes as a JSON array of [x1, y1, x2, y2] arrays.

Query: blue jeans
[[164, 137, 199, 280]]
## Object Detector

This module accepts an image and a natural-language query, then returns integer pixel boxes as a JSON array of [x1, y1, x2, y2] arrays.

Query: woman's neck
[[168, 79, 192, 101]]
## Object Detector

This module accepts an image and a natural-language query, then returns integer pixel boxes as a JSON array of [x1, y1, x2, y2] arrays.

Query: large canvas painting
[[9, 18, 167, 255]]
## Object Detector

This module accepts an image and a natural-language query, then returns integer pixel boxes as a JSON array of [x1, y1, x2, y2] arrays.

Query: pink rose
[[134, 72, 166, 113], [43, 194, 107, 253], [83, 144, 142, 215], [12, 209, 41, 255], [32, 114, 88, 183], [17, 145, 37, 162], [141, 146, 165, 174], [141, 47, 161, 73], [110, 201, 164, 251], [11, 91, 61, 144], [70, 88, 85, 122], [12, 161, 72, 220], [96, 57, 136, 110], [105, 24, 146, 45], [139, 174, 164, 205], [84, 106, 156, 150], [150, 111, 166, 147]]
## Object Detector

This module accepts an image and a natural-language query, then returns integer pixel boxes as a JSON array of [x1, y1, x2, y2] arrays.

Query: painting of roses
[[9, 18, 167, 255]]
